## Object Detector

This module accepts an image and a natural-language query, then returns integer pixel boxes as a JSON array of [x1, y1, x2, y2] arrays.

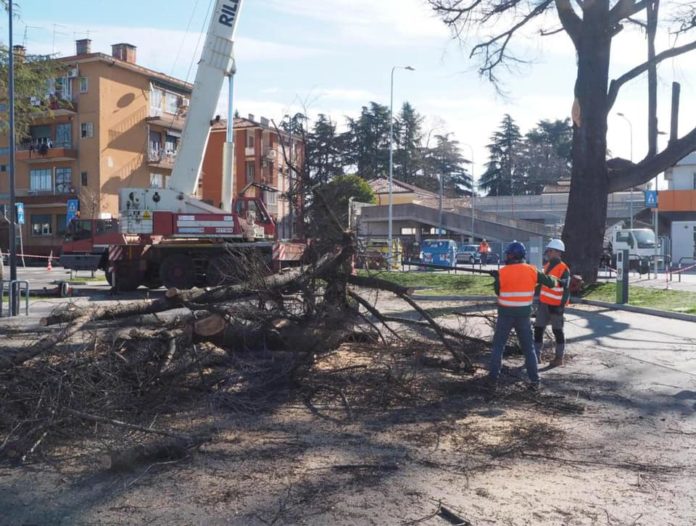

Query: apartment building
[[1, 40, 304, 258], [200, 115, 304, 240]]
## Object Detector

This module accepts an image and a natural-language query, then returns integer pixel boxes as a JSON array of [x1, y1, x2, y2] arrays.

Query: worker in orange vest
[[488, 241, 558, 392], [534, 239, 571, 367], [478, 239, 490, 265]]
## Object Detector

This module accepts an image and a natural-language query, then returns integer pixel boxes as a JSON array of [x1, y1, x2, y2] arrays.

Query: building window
[[264, 190, 277, 205], [55, 167, 72, 193], [693, 172, 696, 190], [245, 162, 255, 184], [164, 92, 179, 114], [30, 168, 53, 192], [164, 134, 178, 154], [81, 171, 88, 186], [31, 214, 53, 236], [246, 130, 255, 148], [0, 165, 6, 172], [56, 214, 68, 236], [150, 87, 164, 115], [79, 77, 88, 93], [81, 122, 94, 138], [55, 122, 72, 148], [150, 173, 164, 189]]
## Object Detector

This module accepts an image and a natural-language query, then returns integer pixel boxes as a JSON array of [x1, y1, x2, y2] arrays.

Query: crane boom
[[168, 0, 243, 195]]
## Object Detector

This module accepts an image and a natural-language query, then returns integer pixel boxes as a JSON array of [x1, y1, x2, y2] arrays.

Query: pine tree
[[343, 102, 391, 180], [306, 114, 344, 186], [423, 133, 472, 197], [478, 114, 522, 197], [393, 102, 424, 185], [517, 118, 572, 194]]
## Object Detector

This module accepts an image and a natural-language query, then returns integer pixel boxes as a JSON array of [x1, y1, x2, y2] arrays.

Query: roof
[[676, 152, 696, 166], [58, 53, 192, 94], [369, 178, 438, 197]]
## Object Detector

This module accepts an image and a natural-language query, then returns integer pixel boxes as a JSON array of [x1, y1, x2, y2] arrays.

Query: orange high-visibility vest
[[540, 261, 570, 306], [498, 263, 538, 308]]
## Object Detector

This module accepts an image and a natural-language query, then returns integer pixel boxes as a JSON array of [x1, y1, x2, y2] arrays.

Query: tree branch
[[609, 0, 647, 23], [471, 0, 555, 77], [607, 39, 696, 110], [607, 125, 696, 192], [555, 0, 582, 47]]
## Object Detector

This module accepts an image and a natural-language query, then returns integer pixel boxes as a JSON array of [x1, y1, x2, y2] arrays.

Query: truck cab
[[606, 228, 662, 270]]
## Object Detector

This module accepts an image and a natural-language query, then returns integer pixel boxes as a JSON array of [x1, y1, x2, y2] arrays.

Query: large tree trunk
[[562, 3, 612, 283]]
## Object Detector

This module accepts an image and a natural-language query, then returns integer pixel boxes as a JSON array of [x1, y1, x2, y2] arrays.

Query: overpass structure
[[358, 202, 550, 242]]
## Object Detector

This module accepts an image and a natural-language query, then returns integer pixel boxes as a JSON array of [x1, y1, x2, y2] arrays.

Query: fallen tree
[[0, 235, 481, 466]]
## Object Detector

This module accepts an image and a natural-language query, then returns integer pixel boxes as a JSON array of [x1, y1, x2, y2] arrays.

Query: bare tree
[[428, 0, 696, 281]]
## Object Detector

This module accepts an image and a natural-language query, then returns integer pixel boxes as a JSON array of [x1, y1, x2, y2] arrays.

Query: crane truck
[[60, 0, 305, 291]]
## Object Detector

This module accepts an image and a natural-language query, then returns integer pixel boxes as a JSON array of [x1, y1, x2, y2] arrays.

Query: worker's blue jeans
[[489, 313, 539, 384]]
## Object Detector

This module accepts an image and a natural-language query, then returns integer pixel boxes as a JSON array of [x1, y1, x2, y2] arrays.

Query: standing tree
[[428, 0, 696, 281], [425, 133, 473, 197], [306, 114, 344, 186], [0, 48, 66, 141], [479, 114, 523, 197], [518, 118, 573, 194], [343, 102, 391, 180], [394, 102, 425, 185]]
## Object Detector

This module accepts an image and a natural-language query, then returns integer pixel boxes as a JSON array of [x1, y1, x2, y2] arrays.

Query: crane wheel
[[159, 254, 196, 289]]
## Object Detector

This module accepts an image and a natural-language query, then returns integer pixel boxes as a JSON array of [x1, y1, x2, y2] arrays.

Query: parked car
[[456, 244, 481, 264], [420, 239, 458, 268]]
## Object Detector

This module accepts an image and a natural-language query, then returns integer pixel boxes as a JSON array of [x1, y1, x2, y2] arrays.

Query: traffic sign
[[644, 190, 658, 209], [66, 199, 80, 226], [15, 202, 24, 225]]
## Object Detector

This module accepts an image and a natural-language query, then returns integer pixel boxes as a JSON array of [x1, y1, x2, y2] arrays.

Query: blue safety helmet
[[504, 241, 526, 261]]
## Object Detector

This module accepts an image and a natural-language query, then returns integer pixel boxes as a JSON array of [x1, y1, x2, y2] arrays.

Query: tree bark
[[562, 2, 612, 283]]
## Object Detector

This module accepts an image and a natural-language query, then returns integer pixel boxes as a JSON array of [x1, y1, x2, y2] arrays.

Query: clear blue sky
[[3, 0, 694, 187]]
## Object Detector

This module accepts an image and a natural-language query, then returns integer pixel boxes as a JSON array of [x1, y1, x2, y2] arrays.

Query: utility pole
[[8, 1, 19, 315]]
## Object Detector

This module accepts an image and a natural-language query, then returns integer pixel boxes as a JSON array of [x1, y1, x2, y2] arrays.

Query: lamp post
[[387, 65, 414, 269], [617, 112, 634, 229], [462, 143, 475, 242], [8, 2, 19, 315]]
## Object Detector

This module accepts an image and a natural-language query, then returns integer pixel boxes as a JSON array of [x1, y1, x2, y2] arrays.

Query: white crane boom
[[168, 0, 243, 195]]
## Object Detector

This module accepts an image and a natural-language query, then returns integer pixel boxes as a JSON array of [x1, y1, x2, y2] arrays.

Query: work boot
[[527, 381, 541, 392], [549, 356, 564, 367], [549, 344, 565, 367], [533, 341, 543, 364]]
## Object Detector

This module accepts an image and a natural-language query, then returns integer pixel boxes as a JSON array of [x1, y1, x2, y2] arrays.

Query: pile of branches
[[0, 236, 477, 468]]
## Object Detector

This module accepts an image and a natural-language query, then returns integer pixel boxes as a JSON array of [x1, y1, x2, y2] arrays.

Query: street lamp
[[7, 2, 19, 315], [617, 112, 634, 229], [388, 65, 414, 269], [461, 143, 475, 242]]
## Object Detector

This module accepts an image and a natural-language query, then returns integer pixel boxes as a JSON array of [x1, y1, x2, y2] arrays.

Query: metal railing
[[0, 280, 30, 317]]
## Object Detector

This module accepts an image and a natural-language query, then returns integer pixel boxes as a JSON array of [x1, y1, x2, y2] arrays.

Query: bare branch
[[609, 0, 648, 23], [607, 125, 696, 192], [607, 38, 696, 110], [470, 0, 555, 78]]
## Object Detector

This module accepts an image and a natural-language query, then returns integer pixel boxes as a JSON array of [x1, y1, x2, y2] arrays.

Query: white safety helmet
[[546, 239, 565, 252]]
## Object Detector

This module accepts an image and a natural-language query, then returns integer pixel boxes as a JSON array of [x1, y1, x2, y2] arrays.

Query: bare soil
[[1, 297, 695, 526]]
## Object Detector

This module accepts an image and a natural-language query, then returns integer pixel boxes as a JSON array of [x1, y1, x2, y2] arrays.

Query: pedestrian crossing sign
[[644, 190, 658, 209]]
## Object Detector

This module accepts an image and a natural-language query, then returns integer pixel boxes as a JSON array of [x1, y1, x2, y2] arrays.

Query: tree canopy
[[428, 0, 696, 281]]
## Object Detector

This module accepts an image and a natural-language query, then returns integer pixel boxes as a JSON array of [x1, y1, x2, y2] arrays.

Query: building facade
[[0, 40, 303, 258], [661, 152, 696, 264]]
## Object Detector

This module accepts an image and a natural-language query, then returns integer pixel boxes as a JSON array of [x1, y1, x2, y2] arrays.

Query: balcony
[[15, 141, 78, 163], [148, 149, 177, 170], [147, 114, 185, 131]]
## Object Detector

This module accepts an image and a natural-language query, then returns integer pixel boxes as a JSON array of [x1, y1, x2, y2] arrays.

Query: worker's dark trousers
[[489, 313, 539, 383]]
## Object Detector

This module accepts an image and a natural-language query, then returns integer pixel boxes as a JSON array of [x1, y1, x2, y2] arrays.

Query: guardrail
[[400, 259, 500, 275]]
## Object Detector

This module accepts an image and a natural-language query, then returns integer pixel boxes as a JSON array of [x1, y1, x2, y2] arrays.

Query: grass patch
[[582, 282, 696, 314], [357, 270, 494, 296]]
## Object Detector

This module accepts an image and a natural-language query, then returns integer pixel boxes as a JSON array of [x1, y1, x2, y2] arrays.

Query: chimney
[[260, 116, 269, 128], [111, 43, 137, 64], [76, 39, 92, 55], [12, 45, 26, 63], [248, 113, 255, 122]]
